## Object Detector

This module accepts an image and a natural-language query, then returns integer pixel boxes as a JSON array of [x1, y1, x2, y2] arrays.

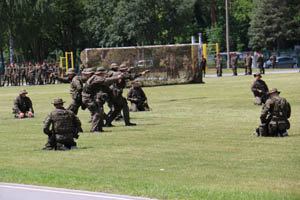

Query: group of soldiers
[[1, 61, 62, 86], [215, 52, 277, 77], [12, 63, 151, 150], [251, 73, 291, 137]]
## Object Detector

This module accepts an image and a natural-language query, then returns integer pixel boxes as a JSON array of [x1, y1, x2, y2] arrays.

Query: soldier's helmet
[[95, 66, 107, 74], [267, 88, 280, 96], [52, 98, 65, 105], [19, 89, 28, 95], [82, 68, 95, 74], [66, 68, 76, 75], [109, 63, 119, 70], [119, 64, 128, 71]]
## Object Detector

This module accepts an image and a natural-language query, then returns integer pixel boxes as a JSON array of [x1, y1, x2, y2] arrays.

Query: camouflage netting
[[80, 44, 202, 86]]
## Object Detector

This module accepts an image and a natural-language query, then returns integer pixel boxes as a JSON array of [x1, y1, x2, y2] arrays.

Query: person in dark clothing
[[251, 73, 269, 105], [127, 81, 150, 112]]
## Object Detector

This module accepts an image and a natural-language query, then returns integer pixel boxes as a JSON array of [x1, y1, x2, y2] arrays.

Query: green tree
[[249, 0, 290, 50]]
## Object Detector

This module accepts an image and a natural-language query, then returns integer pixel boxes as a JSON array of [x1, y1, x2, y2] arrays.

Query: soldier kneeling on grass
[[255, 88, 291, 137], [43, 98, 82, 150], [127, 81, 150, 112], [12, 89, 34, 119]]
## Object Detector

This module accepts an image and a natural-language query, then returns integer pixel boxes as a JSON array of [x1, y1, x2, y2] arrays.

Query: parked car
[[136, 59, 153, 68], [265, 56, 298, 68]]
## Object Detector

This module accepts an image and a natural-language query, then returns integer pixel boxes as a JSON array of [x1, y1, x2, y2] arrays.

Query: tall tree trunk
[[210, 0, 216, 26], [9, 27, 14, 63]]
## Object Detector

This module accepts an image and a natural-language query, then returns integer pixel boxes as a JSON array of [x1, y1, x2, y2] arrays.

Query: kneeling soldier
[[127, 81, 150, 112], [256, 88, 291, 137], [43, 98, 82, 150]]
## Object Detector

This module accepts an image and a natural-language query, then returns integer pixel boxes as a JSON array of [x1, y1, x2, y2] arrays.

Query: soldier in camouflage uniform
[[27, 62, 36, 85], [43, 98, 81, 150], [244, 52, 252, 75], [256, 53, 265, 74], [12, 63, 19, 86], [231, 53, 238, 76], [127, 81, 150, 112], [269, 53, 276, 69], [82, 67, 121, 132], [13, 89, 34, 119], [216, 54, 222, 77], [57, 68, 84, 115], [3, 63, 11, 86], [200, 55, 207, 78], [251, 73, 269, 105], [256, 88, 291, 137], [36, 62, 43, 85], [105, 65, 149, 127], [19, 62, 27, 86]]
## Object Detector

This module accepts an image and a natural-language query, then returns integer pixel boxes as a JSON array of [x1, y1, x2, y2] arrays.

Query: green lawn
[[0, 73, 300, 200]]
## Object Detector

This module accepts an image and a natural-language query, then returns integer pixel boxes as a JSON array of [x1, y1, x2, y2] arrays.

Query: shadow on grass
[[166, 96, 207, 102]]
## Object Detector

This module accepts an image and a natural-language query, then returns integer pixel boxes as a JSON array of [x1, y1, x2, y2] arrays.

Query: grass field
[[0, 72, 300, 200]]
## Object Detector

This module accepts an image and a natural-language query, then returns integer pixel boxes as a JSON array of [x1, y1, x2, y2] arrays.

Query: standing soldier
[[269, 53, 276, 69], [200, 55, 207, 78], [105, 65, 150, 127], [216, 53, 222, 77], [55, 62, 62, 83], [257, 53, 265, 74], [19, 62, 27, 86], [3, 63, 11, 86], [12, 63, 19, 86], [57, 68, 84, 115], [27, 62, 36, 85], [82, 67, 122, 132], [231, 53, 238, 76], [41, 61, 47, 84], [48, 63, 56, 84], [244, 52, 252, 75], [36, 62, 43, 85], [43, 98, 81, 150]]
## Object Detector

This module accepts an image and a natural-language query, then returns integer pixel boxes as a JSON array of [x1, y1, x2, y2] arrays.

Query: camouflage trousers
[[257, 119, 290, 137], [88, 103, 105, 132], [106, 96, 131, 125], [44, 133, 76, 150]]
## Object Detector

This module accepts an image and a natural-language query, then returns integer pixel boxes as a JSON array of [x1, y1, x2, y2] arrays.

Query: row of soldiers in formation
[[215, 52, 277, 77], [12, 63, 151, 150], [0, 62, 62, 86]]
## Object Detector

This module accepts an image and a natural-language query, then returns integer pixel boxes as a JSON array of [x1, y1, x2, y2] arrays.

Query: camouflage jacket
[[251, 79, 269, 97], [127, 86, 147, 103], [43, 107, 81, 136], [244, 55, 252, 67], [260, 95, 291, 122], [231, 55, 238, 66], [13, 95, 34, 114], [216, 56, 222, 68]]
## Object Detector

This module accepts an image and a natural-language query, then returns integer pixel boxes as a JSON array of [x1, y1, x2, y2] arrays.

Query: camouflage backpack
[[273, 97, 291, 119], [52, 110, 75, 134]]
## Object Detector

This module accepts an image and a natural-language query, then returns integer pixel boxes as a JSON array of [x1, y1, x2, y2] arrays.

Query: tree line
[[0, 0, 299, 65]]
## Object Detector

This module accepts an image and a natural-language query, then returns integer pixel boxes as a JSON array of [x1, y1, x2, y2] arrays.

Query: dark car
[[265, 56, 298, 68]]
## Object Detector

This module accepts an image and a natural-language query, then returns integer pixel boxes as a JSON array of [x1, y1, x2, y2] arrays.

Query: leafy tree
[[249, 0, 291, 50]]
